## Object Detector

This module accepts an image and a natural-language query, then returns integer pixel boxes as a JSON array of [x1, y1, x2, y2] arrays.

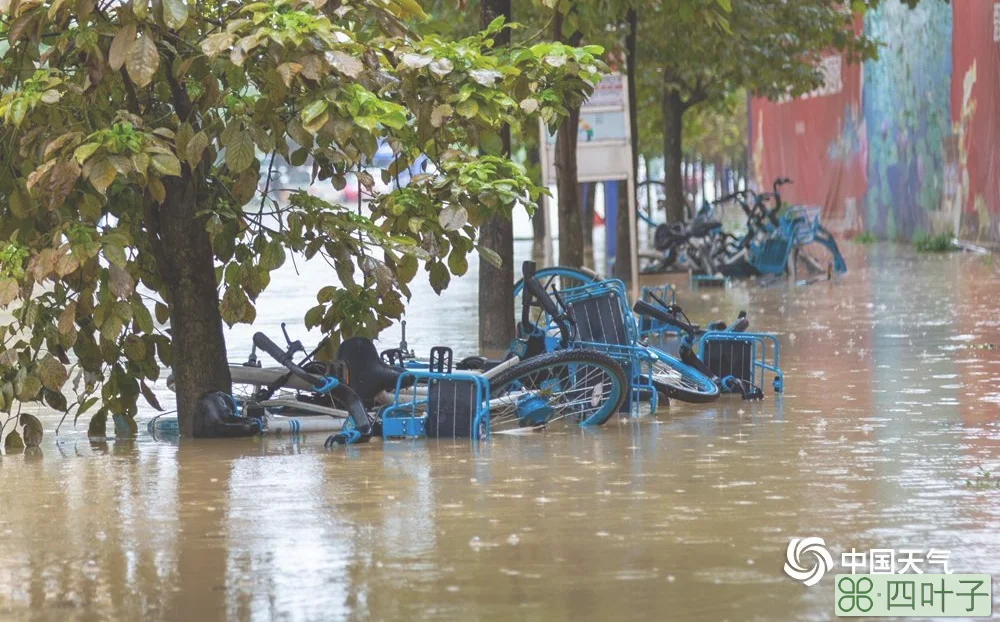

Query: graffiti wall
[[750, 1, 1000, 243]]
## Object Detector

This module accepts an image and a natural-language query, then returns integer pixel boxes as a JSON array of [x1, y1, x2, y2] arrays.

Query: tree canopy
[[0, 0, 604, 438]]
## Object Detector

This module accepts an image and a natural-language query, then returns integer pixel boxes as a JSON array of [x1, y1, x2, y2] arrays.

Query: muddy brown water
[[1, 244, 999, 621]]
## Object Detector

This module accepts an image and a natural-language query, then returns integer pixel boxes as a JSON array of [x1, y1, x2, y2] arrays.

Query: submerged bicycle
[[164, 267, 629, 443]]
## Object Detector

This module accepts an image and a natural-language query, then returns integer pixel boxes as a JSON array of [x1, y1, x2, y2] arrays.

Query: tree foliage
[[0, 0, 604, 435]]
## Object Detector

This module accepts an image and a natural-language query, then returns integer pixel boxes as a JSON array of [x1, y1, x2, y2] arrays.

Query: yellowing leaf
[[108, 22, 137, 71], [329, 51, 363, 78], [185, 131, 209, 165], [395, 0, 428, 19], [148, 176, 166, 203], [126, 34, 159, 88], [58, 302, 77, 335], [162, 0, 188, 29], [109, 263, 135, 298], [225, 131, 256, 173], [150, 153, 182, 177], [201, 32, 233, 57], [438, 205, 468, 231], [430, 104, 452, 128], [37, 354, 68, 392], [0, 278, 19, 306], [74, 142, 100, 165], [276, 62, 302, 87], [88, 158, 118, 194]]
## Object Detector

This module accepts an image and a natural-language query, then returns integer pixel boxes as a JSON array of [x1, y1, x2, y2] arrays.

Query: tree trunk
[[553, 13, 584, 268], [614, 7, 638, 283], [158, 177, 231, 437], [555, 106, 583, 268], [581, 182, 596, 268], [527, 144, 546, 263], [613, 180, 630, 281], [662, 90, 686, 224], [478, 0, 514, 354], [699, 156, 707, 203]]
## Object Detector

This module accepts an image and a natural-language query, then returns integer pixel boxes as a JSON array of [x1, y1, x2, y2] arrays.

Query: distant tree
[[637, 0, 881, 223]]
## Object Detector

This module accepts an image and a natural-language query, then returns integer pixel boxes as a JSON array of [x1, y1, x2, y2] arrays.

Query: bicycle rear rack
[[380, 370, 490, 440], [559, 279, 655, 416], [696, 332, 783, 394]]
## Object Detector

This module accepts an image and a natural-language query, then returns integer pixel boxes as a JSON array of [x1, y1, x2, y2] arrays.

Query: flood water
[[2, 243, 999, 621]]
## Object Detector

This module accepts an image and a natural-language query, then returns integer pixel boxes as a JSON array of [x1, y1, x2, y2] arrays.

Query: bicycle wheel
[[513, 266, 599, 298], [646, 347, 719, 403], [487, 349, 627, 431], [228, 363, 340, 415]]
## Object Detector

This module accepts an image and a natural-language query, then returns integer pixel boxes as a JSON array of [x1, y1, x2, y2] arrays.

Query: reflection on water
[[2, 245, 999, 621]]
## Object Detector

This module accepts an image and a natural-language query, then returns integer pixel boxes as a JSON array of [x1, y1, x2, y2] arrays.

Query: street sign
[[537, 73, 639, 298]]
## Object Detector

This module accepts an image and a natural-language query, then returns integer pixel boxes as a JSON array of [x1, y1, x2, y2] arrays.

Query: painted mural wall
[[750, 1, 1000, 243]]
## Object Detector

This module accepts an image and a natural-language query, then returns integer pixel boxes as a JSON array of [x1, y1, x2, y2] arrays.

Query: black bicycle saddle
[[336, 337, 410, 404]]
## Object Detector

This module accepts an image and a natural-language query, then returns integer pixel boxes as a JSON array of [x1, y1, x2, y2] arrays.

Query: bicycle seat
[[455, 355, 505, 371], [336, 337, 410, 404], [688, 219, 722, 237]]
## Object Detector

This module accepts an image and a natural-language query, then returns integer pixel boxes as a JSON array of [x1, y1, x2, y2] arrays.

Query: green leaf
[[300, 100, 329, 125], [448, 249, 468, 276], [140, 381, 163, 411], [481, 130, 503, 155], [477, 245, 503, 269], [126, 34, 159, 88], [133, 300, 153, 333], [428, 261, 450, 295], [225, 131, 256, 173], [74, 142, 100, 165], [395, 0, 428, 20], [124, 335, 146, 362], [154, 302, 170, 324], [456, 99, 479, 119], [381, 110, 406, 130], [16, 374, 42, 400], [162, 0, 188, 29], [4, 430, 24, 452]]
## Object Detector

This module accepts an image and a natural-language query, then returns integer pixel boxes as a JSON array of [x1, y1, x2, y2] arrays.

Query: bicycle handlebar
[[253, 332, 323, 387], [523, 272, 561, 319], [520, 261, 575, 347], [632, 300, 696, 336]]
